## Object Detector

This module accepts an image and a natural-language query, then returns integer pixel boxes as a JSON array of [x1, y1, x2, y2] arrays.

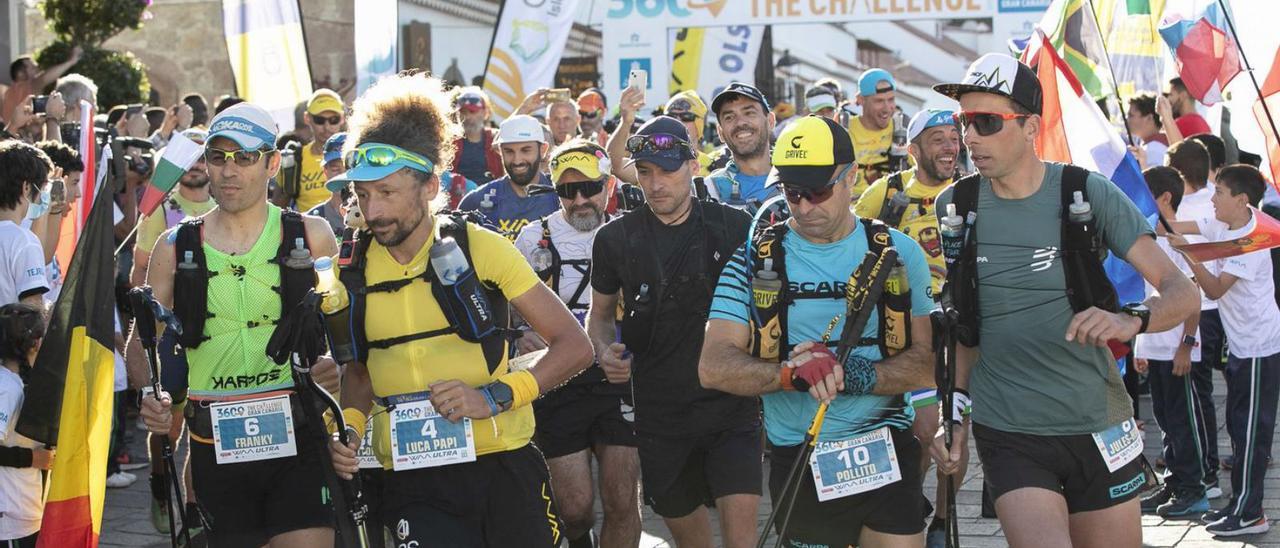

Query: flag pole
[[481, 0, 508, 88], [1086, 0, 1136, 146], [1216, 0, 1280, 148]]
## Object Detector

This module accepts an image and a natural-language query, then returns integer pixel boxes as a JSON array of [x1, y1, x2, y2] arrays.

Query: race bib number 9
[[389, 399, 476, 471], [809, 427, 901, 502], [210, 395, 297, 464], [1092, 418, 1143, 473]]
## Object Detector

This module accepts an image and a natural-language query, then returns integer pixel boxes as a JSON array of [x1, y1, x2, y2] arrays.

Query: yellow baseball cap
[[768, 115, 855, 189], [307, 88, 344, 115], [550, 147, 611, 184]]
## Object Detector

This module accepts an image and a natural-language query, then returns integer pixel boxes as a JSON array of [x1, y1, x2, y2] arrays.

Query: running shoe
[[1206, 514, 1269, 536], [106, 471, 137, 488], [116, 451, 150, 471], [1140, 486, 1172, 514], [1204, 478, 1223, 500], [1157, 490, 1209, 518]]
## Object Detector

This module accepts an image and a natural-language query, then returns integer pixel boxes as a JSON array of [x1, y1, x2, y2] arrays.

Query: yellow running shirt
[[294, 144, 330, 212], [854, 168, 949, 297], [364, 219, 541, 466], [847, 115, 913, 200]]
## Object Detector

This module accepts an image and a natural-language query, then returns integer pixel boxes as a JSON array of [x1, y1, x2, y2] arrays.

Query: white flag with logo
[[355, 0, 398, 94], [483, 0, 583, 119]]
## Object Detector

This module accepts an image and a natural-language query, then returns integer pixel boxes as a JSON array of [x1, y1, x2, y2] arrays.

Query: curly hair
[[344, 72, 459, 181], [0, 140, 51, 210], [34, 140, 84, 173], [0, 303, 44, 369]]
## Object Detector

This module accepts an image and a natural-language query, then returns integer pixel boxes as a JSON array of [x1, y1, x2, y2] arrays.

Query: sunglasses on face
[[205, 147, 273, 167], [955, 111, 1030, 137], [579, 110, 600, 119], [555, 179, 606, 200], [459, 96, 485, 108], [344, 143, 434, 172], [782, 184, 836, 205], [311, 114, 342, 126], [626, 133, 691, 155], [668, 111, 698, 123]]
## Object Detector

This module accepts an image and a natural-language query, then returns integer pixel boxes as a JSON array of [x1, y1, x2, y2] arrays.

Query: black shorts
[[767, 427, 924, 546], [158, 328, 189, 403], [973, 422, 1147, 513], [533, 383, 636, 459], [637, 422, 763, 518], [188, 399, 334, 546], [380, 443, 564, 548]]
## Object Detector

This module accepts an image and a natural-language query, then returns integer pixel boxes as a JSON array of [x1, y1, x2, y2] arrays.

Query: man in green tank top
[[137, 102, 341, 547]]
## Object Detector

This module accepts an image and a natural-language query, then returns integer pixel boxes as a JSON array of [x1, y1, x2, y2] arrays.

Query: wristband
[[496, 369, 539, 410], [341, 408, 367, 441], [779, 366, 798, 391], [478, 386, 501, 417], [841, 355, 878, 395], [950, 389, 972, 424]]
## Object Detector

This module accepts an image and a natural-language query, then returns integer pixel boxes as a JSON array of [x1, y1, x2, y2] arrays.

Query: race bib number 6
[[389, 399, 476, 471], [210, 394, 297, 464], [809, 427, 902, 502]]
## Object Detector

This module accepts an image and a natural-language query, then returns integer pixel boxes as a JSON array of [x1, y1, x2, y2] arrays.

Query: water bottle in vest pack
[[430, 237, 497, 340]]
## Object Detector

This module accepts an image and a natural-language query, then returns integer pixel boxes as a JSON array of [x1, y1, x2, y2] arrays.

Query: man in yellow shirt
[[274, 88, 345, 211], [847, 69, 911, 200], [853, 108, 963, 547], [327, 73, 594, 548]]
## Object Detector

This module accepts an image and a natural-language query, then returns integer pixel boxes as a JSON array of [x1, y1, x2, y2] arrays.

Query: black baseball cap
[[712, 82, 770, 116], [767, 115, 856, 190], [625, 116, 696, 172], [933, 53, 1043, 115]]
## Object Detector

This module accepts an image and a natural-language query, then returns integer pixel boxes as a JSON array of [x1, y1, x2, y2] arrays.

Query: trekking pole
[[127, 286, 191, 548], [267, 290, 370, 548], [933, 305, 962, 548], [756, 246, 899, 548]]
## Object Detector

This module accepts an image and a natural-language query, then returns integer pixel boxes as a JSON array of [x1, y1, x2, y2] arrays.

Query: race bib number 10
[[809, 427, 902, 502], [210, 394, 297, 464], [389, 399, 476, 471]]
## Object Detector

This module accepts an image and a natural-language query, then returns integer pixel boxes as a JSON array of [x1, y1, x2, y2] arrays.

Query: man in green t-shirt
[[930, 54, 1198, 548]]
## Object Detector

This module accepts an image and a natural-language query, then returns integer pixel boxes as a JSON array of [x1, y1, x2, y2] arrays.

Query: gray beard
[[565, 205, 603, 231]]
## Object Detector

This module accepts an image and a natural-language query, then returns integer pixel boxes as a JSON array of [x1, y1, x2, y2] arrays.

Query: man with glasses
[[929, 54, 1198, 548], [458, 115, 560, 240], [450, 87, 503, 191], [664, 91, 716, 177], [308, 132, 349, 237], [706, 83, 778, 212], [577, 89, 609, 145], [325, 72, 593, 548], [139, 102, 341, 548], [701, 115, 936, 548], [513, 140, 641, 548], [274, 88, 345, 212], [588, 116, 761, 548]]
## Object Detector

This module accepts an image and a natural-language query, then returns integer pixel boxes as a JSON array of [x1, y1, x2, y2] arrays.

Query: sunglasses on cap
[[205, 147, 274, 167], [311, 114, 342, 126], [555, 179, 606, 200], [955, 111, 1030, 137], [344, 143, 434, 172], [625, 133, 692, 155]]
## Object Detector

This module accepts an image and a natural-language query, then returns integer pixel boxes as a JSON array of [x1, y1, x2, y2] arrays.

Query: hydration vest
[[875, 171, 932, 228], [336, 210, 515, 373], [940, 163, 1118, 347], [172, 209, 315, 350], [748, 214, 912, 362], [532, 216, 596, 314]]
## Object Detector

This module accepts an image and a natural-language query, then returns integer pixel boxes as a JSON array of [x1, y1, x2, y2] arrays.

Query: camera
[[32, 96, 48, 115]]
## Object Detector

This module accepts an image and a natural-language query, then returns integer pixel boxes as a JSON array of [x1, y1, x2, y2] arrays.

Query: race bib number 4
[[809, 427, 902, 502], [389, 399, 475, 471], [210, 395, 297, 464], [1092, 418, 1143, 473]]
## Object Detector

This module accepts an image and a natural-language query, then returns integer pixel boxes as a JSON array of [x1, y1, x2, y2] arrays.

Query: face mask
[[26, 187, 50, 220]]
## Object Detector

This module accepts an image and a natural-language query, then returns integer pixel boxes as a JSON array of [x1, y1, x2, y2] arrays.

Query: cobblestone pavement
[[102, 374, 1279, 547]]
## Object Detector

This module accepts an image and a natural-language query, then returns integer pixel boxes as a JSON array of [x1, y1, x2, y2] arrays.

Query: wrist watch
[[486, 381, 514, 412], [1120, 302, 1151, 334], [1181, 334, 1198, 348]]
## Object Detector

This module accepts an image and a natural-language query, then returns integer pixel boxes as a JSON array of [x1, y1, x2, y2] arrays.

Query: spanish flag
[[16, 174, 118, 547]]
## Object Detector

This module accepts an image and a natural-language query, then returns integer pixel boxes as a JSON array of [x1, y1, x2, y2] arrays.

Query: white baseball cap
[[495, 115, 547, 145], [207, 102, 279, 150]]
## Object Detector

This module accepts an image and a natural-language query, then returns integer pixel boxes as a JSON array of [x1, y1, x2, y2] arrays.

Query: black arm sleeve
[[0, 445, 34, 468]]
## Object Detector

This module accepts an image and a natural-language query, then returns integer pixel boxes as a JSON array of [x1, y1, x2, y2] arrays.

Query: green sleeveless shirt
[[186, 205, 293, 397]]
